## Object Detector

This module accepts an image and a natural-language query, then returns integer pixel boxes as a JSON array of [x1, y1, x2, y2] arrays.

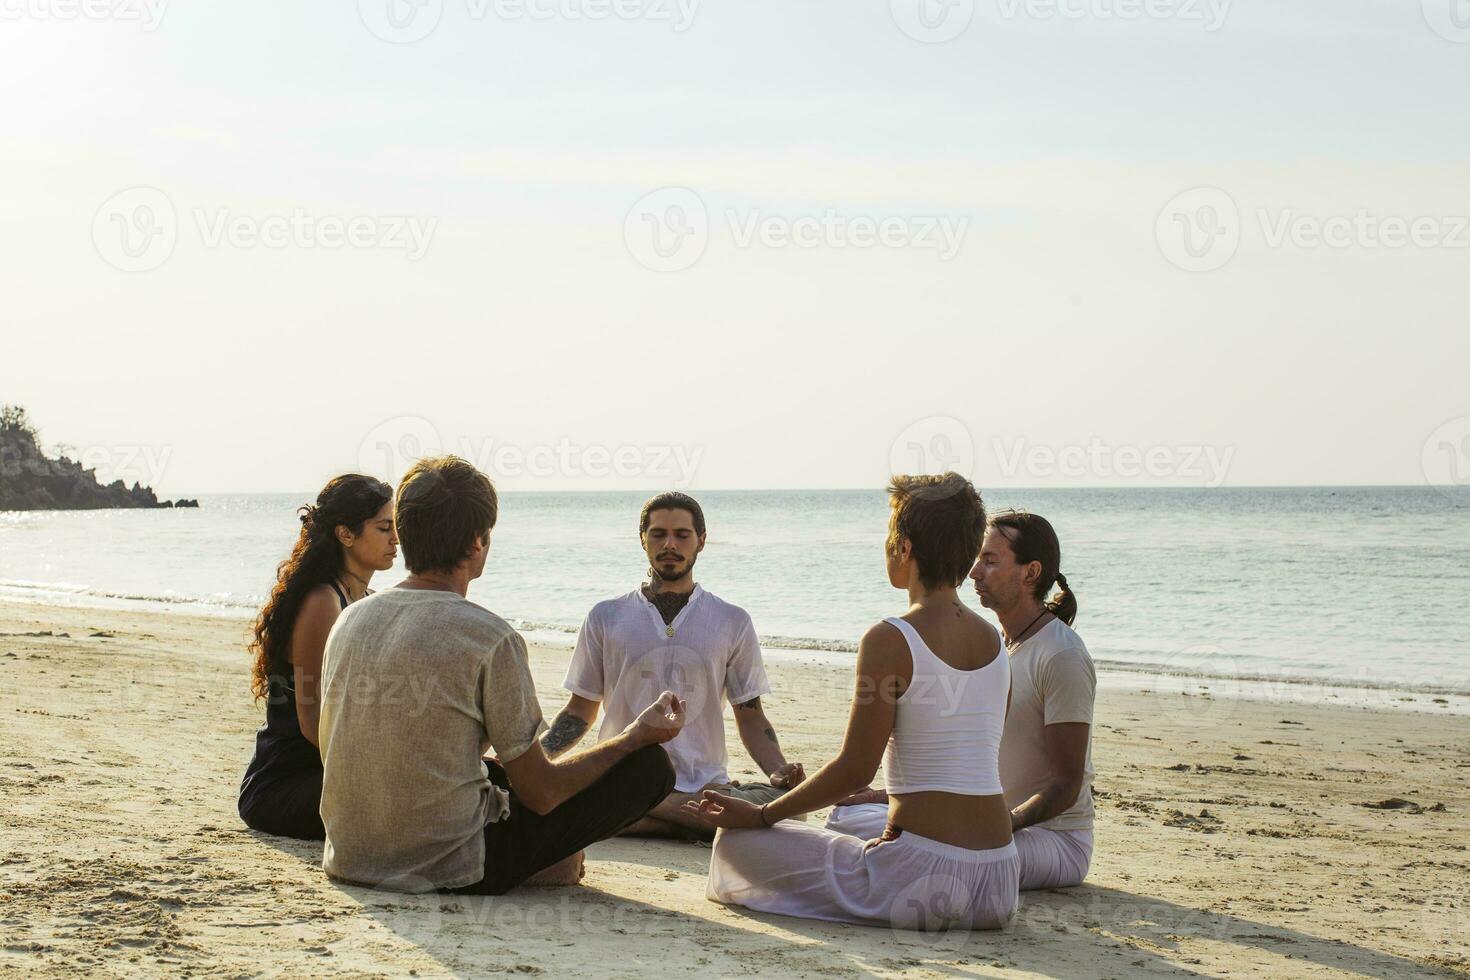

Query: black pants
[[238, 769, 326, 841], [455, 744, 675, 896]]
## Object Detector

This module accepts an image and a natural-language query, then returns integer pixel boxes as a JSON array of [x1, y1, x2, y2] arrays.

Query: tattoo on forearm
[[737, 696, 762, 710], [763, 726, 778, 745], [540, 711, 590, 758]]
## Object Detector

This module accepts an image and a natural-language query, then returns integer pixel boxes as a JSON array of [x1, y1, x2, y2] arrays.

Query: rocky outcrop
[[0, 405, 194, 511]]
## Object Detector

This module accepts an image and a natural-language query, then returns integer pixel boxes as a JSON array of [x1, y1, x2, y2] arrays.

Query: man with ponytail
[[971, 510, 1096, 890]]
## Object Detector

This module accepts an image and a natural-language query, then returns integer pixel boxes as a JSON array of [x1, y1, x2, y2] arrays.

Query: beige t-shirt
[[999, 618, 1096, 833], [318, 588, 545, 891]]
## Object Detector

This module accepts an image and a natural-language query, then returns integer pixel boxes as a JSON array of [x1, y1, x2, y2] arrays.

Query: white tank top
[[880, 615, 1009, 796]]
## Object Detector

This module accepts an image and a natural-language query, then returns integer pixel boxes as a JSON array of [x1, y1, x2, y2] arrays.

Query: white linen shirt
[[563, 584, 771, 792]]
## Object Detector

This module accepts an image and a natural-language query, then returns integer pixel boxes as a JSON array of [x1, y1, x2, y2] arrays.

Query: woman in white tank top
[[684, 473, 1019, 931]]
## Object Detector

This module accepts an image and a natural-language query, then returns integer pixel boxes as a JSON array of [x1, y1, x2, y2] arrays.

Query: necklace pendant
[[666, 626, 675, 638]]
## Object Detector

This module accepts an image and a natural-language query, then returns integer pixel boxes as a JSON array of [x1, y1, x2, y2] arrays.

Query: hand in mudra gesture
[[769, 762, 805, 788], [624, 690, 687, 746], [682, 789, 769, 829]]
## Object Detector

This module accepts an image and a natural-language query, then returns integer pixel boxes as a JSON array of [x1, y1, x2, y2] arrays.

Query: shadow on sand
[[252, 832, 1444, 978]]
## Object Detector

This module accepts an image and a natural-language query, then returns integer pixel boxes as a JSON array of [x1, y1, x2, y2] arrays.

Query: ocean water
[[2, 487, 1468, 706]]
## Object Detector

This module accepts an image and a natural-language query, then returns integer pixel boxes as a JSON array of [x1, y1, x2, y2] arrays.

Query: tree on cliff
[[0, 403, 196, 511]]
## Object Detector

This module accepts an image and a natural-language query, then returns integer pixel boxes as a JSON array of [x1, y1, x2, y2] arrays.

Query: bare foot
[[526, 850, 584, 886], [619, 815, 712, 841]]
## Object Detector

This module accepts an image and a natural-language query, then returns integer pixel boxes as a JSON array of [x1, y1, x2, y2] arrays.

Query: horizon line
[[157, 482, 1460, 497]]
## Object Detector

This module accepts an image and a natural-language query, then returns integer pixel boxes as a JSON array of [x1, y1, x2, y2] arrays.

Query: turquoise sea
[[2, 487, 1467, 709]]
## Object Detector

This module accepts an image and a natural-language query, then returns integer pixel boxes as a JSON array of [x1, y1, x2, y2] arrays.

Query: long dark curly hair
[[249, 474, 393, 701]]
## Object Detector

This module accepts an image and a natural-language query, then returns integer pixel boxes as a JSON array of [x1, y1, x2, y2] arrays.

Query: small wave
[[92, 589, 259, 609], [509, 618, 861, 654], [0, 578, 259, 612], [5, 584, 1465, 699], [511, 619, 580, 635], [0, 578, 91, 594], [1095, 656, 1470, 698]]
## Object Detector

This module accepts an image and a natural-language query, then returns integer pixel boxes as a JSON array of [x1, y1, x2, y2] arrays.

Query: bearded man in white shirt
[[541, 492, 805, 840]]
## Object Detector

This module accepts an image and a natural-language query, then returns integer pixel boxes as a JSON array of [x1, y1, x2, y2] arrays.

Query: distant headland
[[0, 404, 198, 511]]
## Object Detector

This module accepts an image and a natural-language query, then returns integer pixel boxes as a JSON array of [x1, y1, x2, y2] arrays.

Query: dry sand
[[1, 597, 1468, 978]]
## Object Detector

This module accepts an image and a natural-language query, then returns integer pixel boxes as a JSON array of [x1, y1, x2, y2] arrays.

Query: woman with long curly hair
[[238, 474, 396, 839]]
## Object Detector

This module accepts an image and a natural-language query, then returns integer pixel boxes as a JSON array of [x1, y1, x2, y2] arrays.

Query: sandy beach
[[1, 597, 1467, 978]]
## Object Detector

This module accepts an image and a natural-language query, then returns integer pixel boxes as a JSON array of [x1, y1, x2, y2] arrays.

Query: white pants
[[707, 822, 1019, 932], [826, 803, 1093, 891]]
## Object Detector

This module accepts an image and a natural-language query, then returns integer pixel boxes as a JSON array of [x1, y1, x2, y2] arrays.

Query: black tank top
[[238, 583, 350, 806]]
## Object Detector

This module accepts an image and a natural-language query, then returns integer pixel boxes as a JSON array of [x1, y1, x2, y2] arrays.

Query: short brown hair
[[886, 472, 985, 589], [394, 456, 498, 575]]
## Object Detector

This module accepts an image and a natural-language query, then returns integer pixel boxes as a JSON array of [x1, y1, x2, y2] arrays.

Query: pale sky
[[2, 0, 1467, 494]]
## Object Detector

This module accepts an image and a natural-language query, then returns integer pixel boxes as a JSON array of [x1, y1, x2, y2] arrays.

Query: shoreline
[[5, 580, 1468, 715]]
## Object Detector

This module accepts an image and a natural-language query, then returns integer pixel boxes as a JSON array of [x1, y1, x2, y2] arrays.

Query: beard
[[975, 581, 1020, 613], [649, 551, 697, 584]]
